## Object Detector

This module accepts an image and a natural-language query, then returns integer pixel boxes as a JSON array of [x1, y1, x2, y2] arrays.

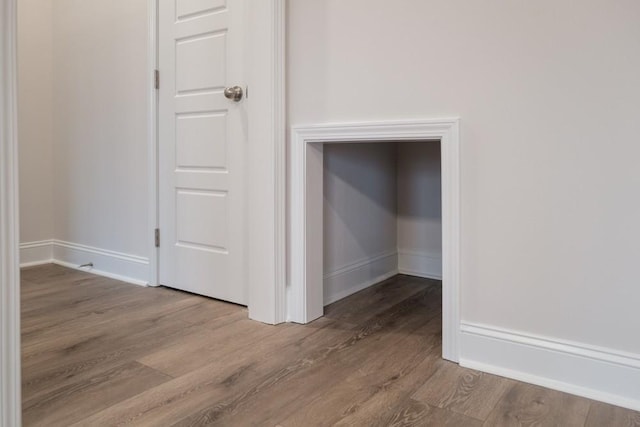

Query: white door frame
[[150, 0, 287, 323], [0, 0, 22, 424], [288, 119, 461, 362], [147, 0, 159, 287], [245, 1, 287, 323]]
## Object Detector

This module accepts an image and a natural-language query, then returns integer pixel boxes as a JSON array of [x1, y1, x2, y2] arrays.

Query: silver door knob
[[224, 86, 243, 102]]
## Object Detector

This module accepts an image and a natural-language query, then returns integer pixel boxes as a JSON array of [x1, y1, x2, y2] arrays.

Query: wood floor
[[21, 264, 640, 426]]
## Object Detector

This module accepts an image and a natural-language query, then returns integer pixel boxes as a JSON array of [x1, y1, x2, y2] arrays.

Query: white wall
[[323, 143, 398, 304], [52, 0, 148, 256], [17, 0, 54, 248], [19, 0, 150, 282], [290, 0, 640, 408], [397, 141, 442, 279]]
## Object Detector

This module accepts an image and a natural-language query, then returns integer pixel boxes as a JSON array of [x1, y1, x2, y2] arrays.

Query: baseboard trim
[[324, 251, 398, 306], [53, 240, 149, 286], [398, 249, 442, 280], [51, 259, 148, 287], [460, 322, 640, 412], [19, 240, 53, 267], [20, 239, 149, 286]]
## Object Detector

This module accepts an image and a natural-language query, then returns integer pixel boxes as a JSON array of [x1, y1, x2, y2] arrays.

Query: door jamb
[[147, 0, 159, 287], [246, 0, 287, 324], [0, 0, 22, 424]]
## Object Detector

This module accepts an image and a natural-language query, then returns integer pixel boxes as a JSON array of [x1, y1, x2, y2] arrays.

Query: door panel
[[176, 33, 226, 92], [176, 112, 227, 169], [159, 0, 246, 304], [177, 0, 227, 20]]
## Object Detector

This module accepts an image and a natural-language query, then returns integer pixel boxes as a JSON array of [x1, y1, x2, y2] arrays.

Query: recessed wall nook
[[288, 119, 461, 362], [323, 141, 442, 306]]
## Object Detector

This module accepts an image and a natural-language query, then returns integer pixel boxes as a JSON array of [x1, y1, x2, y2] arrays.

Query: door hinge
[[154, 228, 160, 247], [154, 69, 160, 90]]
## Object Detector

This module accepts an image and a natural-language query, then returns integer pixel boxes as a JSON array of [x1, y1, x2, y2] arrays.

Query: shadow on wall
[[397, 141, 442, 254], [322, 141, 442, 275]]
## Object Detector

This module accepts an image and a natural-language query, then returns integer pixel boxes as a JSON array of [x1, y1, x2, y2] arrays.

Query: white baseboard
[[53, 240, 149, 286], [398, 249, 442, 280], [460, 322, 640, 412], [20, 239, 149, 286], [19, 240, 54, 267], [324, 251, 398, 306]]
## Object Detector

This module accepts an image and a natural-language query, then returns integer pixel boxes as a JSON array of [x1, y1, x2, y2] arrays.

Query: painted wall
[[17, 0, 54, 245], [323, 143, 398, 304], [397, 142, 442, 279], [19, 0, 150, 279], [289, 0, 640, 358], [52, 0, 149, 258]]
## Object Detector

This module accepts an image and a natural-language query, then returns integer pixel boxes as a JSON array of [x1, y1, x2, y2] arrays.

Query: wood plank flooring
[[21, 264, 640, 426]]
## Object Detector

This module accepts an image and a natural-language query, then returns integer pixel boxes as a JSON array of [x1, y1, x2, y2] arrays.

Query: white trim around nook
[[288, 119, 461, 362]]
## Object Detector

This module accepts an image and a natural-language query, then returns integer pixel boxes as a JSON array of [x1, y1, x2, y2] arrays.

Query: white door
[[158, 0, 247, 305]]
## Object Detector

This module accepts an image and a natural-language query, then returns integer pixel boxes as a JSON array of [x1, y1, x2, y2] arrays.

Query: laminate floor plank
[[21, 264, 639, 426], [330, 331, 445, 426], [22, 317, 194, 402], [335, 313, 442, 416], [74, 320, 354, 426], [138, 316, 283, 377], [277, 314, 442, 427], [412, 359, 514, 421], [22, 318, 227, 404], [22, 295, 201, 357], [195, 289, 441, 426], [373, 398, 483, 427], [20, 264, 93, 285], [157, 297, 243, 326], [483, 382, 591, 426], [21, 277, 132, 318], [324, 274, 436, 325], [21, 279, 197, 342], [23, 361, 171, 427], [22, 295, 199, 366], [585, 401, 640, 427]]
